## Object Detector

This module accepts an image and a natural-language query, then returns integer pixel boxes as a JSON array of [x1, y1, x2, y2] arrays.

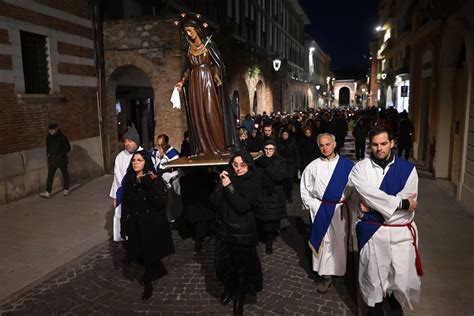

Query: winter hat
[[263, 139, 277, 148], [124, 129, 140, 145]]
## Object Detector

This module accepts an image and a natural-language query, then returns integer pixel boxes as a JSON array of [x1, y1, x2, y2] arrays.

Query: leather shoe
[[219, 287, 232, 305], [317, 276, 332, 294], [142, 282, 153, 300], [233, 293, 244, 316]]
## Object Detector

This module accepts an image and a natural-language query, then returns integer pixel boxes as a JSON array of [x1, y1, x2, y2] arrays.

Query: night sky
[[302, 0, 380, 79]]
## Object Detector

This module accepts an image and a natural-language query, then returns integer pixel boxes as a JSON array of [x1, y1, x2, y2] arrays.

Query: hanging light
[[273, 59, 281, 71]]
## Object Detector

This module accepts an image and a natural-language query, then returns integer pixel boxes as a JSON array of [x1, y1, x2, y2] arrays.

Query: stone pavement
[[0, 175, 113, 303], [1, 139, 473, 315], [0, 185, 358, 315]]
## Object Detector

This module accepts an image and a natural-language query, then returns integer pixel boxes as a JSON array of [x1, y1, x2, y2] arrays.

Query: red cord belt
[[363, 219, 423, 277]]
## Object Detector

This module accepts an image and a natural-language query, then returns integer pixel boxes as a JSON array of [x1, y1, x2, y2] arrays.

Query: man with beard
[[350, 126, 421, 315]]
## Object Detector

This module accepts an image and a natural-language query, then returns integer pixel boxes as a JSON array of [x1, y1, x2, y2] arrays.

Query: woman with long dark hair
[[120, 150, 175, 300], [210, 150, 262, 315]]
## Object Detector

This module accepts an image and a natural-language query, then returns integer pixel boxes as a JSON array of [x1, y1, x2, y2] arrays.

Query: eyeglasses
[[263, 147, 275, 151], [232, 162, 248, 169]]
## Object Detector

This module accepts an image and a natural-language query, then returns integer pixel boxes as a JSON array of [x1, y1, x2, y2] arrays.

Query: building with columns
[[101, 0, 326, 168], [375, 0, 474, 209]]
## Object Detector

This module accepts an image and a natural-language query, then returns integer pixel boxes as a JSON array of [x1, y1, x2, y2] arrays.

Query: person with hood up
[[278, 129, 299, 203], [210, 150, 262, 316], [255, 139, 287, 254]]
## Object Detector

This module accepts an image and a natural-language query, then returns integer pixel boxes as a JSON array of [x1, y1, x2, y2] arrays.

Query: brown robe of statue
[[182, 50, 226, 155]]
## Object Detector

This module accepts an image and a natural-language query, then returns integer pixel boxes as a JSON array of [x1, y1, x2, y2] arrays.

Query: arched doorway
[[437, 25, 470, 194], [256, 80, 265, 114], [231, 90, 240, 122], [386, 86, 393, 108], [112, 66, 155, 150], [339, 87, 350, 106], [417, 50, 433, 167]]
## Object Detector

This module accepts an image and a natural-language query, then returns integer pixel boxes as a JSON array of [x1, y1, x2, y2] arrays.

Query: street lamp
[[273, 58, 283, 111], [273, 59, 281, 72], [375, 25, 382, 31]]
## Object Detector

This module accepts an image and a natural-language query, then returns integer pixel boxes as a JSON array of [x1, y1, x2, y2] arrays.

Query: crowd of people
[[108, 106, 420, 316]]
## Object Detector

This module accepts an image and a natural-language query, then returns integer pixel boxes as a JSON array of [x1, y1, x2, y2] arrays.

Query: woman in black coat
[[278, 129, 299, 203], [210, 150, 262, 316], [256, 139, 287, 255], [299, 127, 319, 173], [120, 150, 175, 301]]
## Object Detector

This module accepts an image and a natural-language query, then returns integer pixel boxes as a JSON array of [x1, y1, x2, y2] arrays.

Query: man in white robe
[[109, 129, 142, 242], [151, 133, 181, 222], [349, 126, 421, 315], [300, 133, 354, 293]]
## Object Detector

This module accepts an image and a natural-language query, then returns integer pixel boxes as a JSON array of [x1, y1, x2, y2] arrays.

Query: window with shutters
[[20, 31, 51, 94]]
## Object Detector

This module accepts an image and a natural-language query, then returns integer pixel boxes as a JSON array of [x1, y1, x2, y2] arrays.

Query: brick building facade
[[0, 0, 103, 204], [103, 18, 186, 160]]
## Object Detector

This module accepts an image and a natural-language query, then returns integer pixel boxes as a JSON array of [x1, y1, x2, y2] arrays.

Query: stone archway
[[256, 80, 265, 114], [437, 21, 471, 200], [333, 80, 356, 107], [229, 75, 251, 118], [338, 87, 350, 106], [105, 53, 185, 170]]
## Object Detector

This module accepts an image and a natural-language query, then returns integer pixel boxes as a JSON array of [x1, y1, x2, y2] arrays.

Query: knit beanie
[[124, 129, 140, 146]]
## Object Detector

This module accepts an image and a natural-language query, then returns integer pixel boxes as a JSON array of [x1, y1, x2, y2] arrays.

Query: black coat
[[210, 159, 260, 246], [255, 155, 287, 222], [278, 138, 299, 178], [180, 168, 217, 224], [352, 123, 369, 144], [246, 136, 261, 153], [299, 135, 319, 171], [398, 119, 414, 147], [46, 130, 71, 166], [121, 175, 175, 264]]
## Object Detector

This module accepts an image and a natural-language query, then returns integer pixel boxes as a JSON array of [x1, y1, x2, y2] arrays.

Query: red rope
[[363, 220, 424, 277]]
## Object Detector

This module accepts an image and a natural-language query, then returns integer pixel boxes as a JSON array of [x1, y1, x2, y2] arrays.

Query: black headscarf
[[122, 150, 156, 187]]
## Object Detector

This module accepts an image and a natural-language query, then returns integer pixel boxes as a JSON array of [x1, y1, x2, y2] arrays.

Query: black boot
[[194, 238, 203, 251], [219, 286, 232, 305], [233, 292, 244, 316], [265, 239, 273, 255], [142, 281, 153, 300]]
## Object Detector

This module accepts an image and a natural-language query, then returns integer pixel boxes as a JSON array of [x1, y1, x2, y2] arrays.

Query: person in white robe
[[349, 126, 421, 315], [151, 133, 181, 222], [300, 133, 354, 293], [110, 129, 142, 242]]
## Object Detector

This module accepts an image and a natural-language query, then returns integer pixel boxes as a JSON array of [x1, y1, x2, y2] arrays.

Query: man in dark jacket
[[39, 123, 71, 198]]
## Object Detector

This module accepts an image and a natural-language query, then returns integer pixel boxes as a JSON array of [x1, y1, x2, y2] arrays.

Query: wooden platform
[[163, 152, 262, 168]]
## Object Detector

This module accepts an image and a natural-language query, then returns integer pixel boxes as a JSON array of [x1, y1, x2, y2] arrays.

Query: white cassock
[[300, 155, 353, 276], [349, 157, 420, 309], [109, 147, 142, 242]]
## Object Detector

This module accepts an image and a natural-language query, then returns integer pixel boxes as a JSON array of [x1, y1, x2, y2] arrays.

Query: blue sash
[[309, 156, 353, 254], [356, 157, 414, 250]]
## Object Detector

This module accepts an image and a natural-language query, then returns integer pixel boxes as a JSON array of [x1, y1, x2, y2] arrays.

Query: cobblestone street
[[0, 188, 357, 316]]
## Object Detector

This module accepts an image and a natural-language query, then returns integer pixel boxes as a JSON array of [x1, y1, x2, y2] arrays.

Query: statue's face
[[184, 26, 198, 41]]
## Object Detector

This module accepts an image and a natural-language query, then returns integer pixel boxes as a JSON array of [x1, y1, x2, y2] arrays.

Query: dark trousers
[[282, 177, 293, 199], [398, 145, 411, 160], [46, 162, 69, 193], [355, 142, 366, 160], [368, 294, 403, 316]]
